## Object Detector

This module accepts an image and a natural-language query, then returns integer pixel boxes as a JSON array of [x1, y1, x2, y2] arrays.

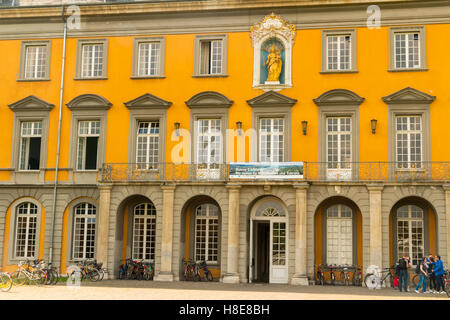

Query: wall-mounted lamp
[[236, 121, 243, 136], [371, 119, 377, 134], [174, 122, 180, 136], [301, 121, 308, 135]]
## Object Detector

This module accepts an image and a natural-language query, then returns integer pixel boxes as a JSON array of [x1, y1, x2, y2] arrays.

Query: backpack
[[415, 263, 421, 274], [398, 258, 407, 270]]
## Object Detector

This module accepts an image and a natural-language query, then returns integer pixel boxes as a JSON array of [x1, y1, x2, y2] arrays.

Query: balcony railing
[[100, 162, 450, 183]]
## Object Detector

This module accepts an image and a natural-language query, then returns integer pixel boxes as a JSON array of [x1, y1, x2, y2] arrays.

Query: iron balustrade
[[100, 162, 450, 182]]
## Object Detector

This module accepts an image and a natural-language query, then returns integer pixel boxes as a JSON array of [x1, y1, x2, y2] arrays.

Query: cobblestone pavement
[[1, 280, 448, 300]]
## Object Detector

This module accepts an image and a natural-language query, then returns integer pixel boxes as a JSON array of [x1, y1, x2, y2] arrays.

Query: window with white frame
[[199, 40, 223, 75], [72, 203, 96, 260], [24, 45, 48, 79], [81, 43, 104, 78], [132, 203, 156, 261], [14, 202, 38, 258], [19, 121, 42, 170], [396, 115, 422, 169], [327, 35, 351, 71], [137, 42, 161, 77], [397, 205, 424, 266], [326, 117, 351, 169], [272, 222, 287, 266], [326, 204, 353, 265], [394, 32, 420, 69], [77, 120, 100, 170], [194, 204, 219, 263], [136, 121, 159, 170], [196, 119, 222, 167], [259, 118, 284, 162]]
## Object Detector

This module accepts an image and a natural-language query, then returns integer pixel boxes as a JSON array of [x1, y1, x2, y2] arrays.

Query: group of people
[[395, 254, 446, 294]]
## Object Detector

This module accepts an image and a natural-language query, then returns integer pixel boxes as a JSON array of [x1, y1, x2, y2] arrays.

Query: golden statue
[[264, 44, 282, 82]]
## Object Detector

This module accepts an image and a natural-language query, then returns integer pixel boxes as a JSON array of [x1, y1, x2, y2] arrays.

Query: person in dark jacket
[[433, 255, 446, 294], [398, 255, 411, 292], [415, 257, 428, 293], [426, 254, 437, 293]]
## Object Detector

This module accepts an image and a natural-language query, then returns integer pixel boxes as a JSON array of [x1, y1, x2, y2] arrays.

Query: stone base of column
[[290, 275, 309, 286], [222, 273, 240, 284], [154, 272, 174, 282]]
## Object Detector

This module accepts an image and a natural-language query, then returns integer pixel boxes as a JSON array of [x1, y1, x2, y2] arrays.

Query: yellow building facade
[[0, 0, 449, 284]]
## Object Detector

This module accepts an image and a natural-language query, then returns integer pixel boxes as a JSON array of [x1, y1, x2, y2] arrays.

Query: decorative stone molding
[[250, 13, 296, 91], [381, 86, 436, 104], [313, 89, 365, 106], [124, 93, 172, 110], [67, 94, 112, 110], [8, 95, 54, 111], [185, 91, 233, 109], [247, 90, 297, 108]]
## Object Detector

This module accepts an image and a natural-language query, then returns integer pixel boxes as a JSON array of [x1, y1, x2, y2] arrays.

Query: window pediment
[[313, 89, 364, 106], [8, 95, 54, 112], [382, 87, 435, 104], [185, 91, 233, 108], [124, 93, 172, 110], [67, 94, 112, 111], [247, 90, 297, 108]]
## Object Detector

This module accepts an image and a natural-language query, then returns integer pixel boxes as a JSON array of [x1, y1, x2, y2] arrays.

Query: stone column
[[154, 185, 176, 282], [367, 184, 384, 270], [444, 185, 450, 264], [291, 183, 310, 285], [223, 184, 241, 284], [97, 184, 112, 278]]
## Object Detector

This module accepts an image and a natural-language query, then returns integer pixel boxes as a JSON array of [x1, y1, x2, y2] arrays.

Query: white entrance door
[[270, 221, 288, 283], [249, 217, 288, 284]]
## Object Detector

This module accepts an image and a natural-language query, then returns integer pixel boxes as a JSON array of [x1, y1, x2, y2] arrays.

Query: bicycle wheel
[[98, 269, 105, 281], [206, 271, 213, 282], [364, 274, 379, 288], [88, 269, 101, 282], [412, 274, 420, 287], [0, 273, 12, 292], [51, 269, 59, 285], [193, 272, 200, 282], [11, 270, 27, 286], [445, 283, 450, 298]]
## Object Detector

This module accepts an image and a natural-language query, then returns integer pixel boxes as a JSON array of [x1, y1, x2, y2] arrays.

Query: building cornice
[[1, 1, 450, 40]]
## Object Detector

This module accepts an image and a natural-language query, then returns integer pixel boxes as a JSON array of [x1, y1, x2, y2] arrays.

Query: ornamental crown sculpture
[[250, 13, 296, 47]]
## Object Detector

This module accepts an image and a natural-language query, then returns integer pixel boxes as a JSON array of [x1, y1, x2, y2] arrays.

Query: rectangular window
[[77, 120, 100, 170], [194, 204, 219, 263], [81, 43, 104, 78], [327, 117, 351, 169], [394, 32, 420, 69], [138, 42, 161, 77], [196, 119, 222, 165], [326, 205, 353, 265], [24, 45, 47, 79], [200, 40, 223, 75], [136, 121, 159, 170], [259, 118, 284, 162], [397, 205, 424, 266], [396, 115, 422, 169], [327, 35, 351, 71], [19, 121, 42, 170]]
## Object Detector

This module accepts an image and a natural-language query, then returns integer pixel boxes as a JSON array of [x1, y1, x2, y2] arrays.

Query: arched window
[[15, 202, 38, 258], [194, 204, 219, 263], [396, 205, 424, 266], [132, 203, 156, 261], [326, 204, 353, 265], [72, 203, 97, 260]]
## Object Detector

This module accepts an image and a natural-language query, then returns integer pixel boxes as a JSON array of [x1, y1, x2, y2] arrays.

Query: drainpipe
[[48, 6, 67, 263]]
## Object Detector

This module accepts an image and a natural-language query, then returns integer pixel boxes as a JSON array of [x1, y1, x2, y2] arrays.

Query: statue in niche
[[264, 44, 282, 82]]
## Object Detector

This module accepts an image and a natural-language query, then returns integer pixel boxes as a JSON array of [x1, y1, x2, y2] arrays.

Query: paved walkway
[[1, 280, 448, 300]]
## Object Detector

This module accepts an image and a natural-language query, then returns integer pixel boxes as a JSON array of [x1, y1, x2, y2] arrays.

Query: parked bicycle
[[0, 272, 13, 292], [118, 258, 153, 280], [364, 266, 395, 288], [197, 260, 214, 281], [183, 259, 197, 281], [67, 259, 101, 282], [11, 259, 46, 286], [315, 264, 362, 286], [85, 259, 107, 280]]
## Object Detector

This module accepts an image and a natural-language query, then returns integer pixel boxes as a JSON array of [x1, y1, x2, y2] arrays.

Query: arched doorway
[[389, 196, 437, 267], [314, 196, 363, 280], [179, 195, 222, 280], [249, 197, 288, 284]]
